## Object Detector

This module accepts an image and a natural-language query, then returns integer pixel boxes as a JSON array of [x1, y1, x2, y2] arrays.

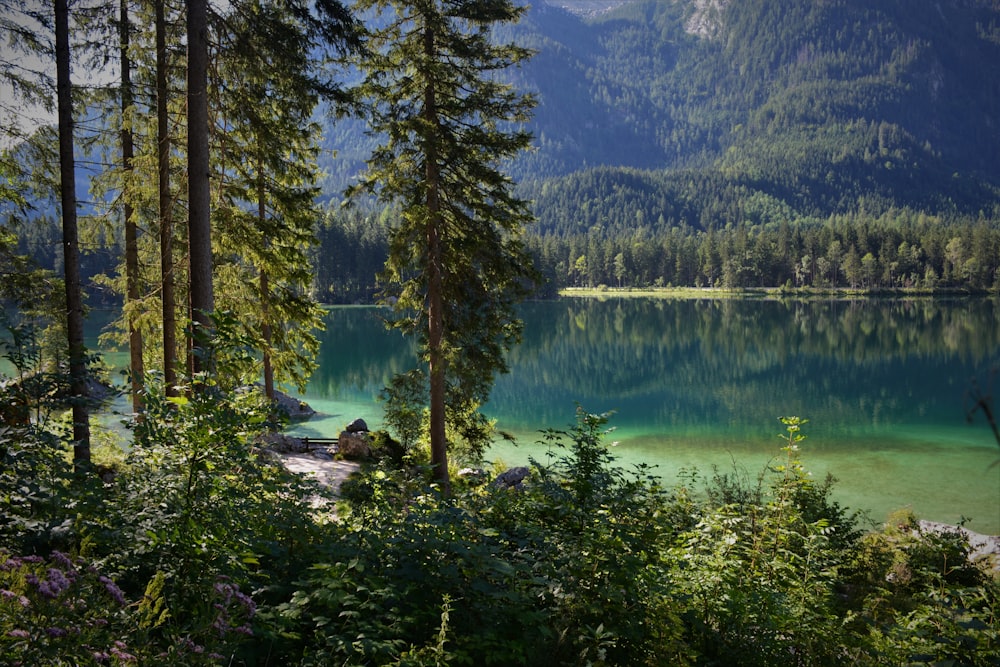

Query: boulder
[[346, 418, 369, 433], [338, 430, 372, 460], [272, 389, 316, 421], [311, 448, 335, 461], [918, 520, 1000, 570], [491, 466, 530, 491], [256, 432, 309, 453]]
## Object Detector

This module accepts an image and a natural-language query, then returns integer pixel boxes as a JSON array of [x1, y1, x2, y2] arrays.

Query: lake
[[287, 296, 1000, 534]]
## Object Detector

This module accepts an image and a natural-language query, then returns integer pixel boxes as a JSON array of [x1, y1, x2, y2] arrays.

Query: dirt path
[[279, 453, 360, 495]]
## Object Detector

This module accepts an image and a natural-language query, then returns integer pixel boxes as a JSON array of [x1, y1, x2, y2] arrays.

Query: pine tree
[[349, 0, 538, 489], [156, 0, 181, 394], [54, 0, 91, 467], [119, 0, 144, 412], [210, 0, 333, 396], [186, 0, 213, 376]]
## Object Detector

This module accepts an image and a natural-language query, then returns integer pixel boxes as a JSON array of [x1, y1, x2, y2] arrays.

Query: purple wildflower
[[109, 645, 137, 663], [1, 588, 15, 599], [45, 627, 67, 638], [0, 556, 23, 571], [213, 580, 234, 605], [233, 590, 257, 616], [50, 551, 74, 570], [7, 629, 29, 639], [98, 575, 127, 606], [233, 624, 254, 636], [21, 555, 43, 564], [36, 580, 57, 599], [209, 653, 225, 661], [47, 568, 72, 595]]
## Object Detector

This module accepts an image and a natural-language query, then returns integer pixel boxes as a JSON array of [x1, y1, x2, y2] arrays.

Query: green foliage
[[668, 417, 848, 665], [0, 311, 92, 554], [4, 306, 1000, 667], [209, 0, 328, 395], [347, 0, 541, 484], [95, 378, 325, 595], [368, 429, 409, 468], [503, 407, 691, 665], [273, 476, 552, 665], [380, 368, 428, 454]]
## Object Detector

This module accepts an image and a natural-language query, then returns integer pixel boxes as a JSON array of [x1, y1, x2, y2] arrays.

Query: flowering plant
[[0, 550, 136, 665]]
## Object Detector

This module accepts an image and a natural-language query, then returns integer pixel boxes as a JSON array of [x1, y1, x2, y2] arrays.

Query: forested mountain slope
[[321, 0, 1000, 234]]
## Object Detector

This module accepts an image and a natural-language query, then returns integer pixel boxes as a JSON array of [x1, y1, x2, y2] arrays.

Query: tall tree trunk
[[260, 270, 274, 400], [187, 0, 213, 376], [423, 23, 449, 492], [121, 0, 144, 413], [156, 0, 178, 394], [54, 0, 90, 468], [258, 165, 274, 401]]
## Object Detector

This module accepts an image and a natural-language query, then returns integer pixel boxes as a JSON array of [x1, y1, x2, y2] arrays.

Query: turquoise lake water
[[285, 297, 1000, 534], [65, 297, 1000, 533]]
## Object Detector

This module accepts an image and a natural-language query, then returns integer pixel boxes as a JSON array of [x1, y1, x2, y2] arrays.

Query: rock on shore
[[918, 520, 1000, 570], [271, 388, 316, 420]]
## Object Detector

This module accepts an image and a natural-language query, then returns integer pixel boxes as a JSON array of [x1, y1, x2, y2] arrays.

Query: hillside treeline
[[312, 204, 1000, 302], [13, 201, 998, 306]]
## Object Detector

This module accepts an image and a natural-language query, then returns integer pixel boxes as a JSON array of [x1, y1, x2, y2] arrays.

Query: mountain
[[319, 0, 1000, 235], [538, 0, 633, 18]]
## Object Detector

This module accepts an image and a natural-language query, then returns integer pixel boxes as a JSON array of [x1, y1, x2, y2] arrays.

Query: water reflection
[[491, 298, 1000, 444], [301, 297, 1000, 531]]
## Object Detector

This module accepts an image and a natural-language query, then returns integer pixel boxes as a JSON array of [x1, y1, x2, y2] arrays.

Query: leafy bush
[[0, 549, 270, 665], [272, 472, 553, 665], [91, 380, 327, 604], [3, 356, 999, 667], [488, 408, 691, 665]]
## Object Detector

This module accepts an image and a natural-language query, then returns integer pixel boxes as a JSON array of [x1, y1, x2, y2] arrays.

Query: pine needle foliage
[[345, 0, 541, 488]]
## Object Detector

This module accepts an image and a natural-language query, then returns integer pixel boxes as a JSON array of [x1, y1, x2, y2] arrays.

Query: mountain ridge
[[321, 0, 1000, 235]]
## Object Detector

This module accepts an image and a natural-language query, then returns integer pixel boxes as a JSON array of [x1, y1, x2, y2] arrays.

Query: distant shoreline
[[558, 286, 997, 300]]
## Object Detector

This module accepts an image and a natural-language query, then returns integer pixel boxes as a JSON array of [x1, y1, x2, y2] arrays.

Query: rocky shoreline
[[917, 520, 1000, 571], [269, 399, 1000, 573]]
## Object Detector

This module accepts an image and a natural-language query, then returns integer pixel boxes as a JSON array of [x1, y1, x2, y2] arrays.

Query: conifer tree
[[210, 0, 331, 396], [349, 0, 538, 489], [187, 0, 213, 376], [119, 0, 144, 412], [54, 0, 91, 466], [156, 0, 181, 394]]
